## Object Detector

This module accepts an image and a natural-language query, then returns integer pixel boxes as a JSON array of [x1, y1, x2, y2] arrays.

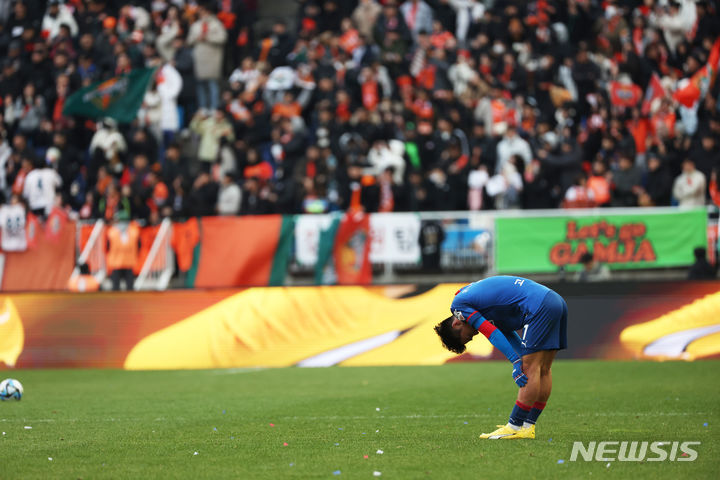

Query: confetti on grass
[[557, 460, 564, 464], [24, 426, 32, 430], [269, 423, 275, 427], [703, 422, 708, 427], [48, 458, 53, 461], [193, 452, 198, 456], [332, 470, 341, 475], [373, 472, 382, 477], [283, 442, 288, 446], [376, 450, 384, 455]]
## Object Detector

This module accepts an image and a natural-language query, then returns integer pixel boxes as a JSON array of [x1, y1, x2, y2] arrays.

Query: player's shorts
[[520, 290, 568, 355]]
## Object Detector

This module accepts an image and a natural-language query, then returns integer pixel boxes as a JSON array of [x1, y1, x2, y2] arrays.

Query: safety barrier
[[0, 206, 715, 291], [1, 281, 718, 369]]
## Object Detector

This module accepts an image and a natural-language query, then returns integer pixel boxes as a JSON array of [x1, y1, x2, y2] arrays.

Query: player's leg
[[515, 350, 543, 413], [479, 351, 543, 439], [524, 349, 558, 428]]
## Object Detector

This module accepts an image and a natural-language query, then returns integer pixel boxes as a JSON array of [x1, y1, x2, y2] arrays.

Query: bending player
[[434, 276, 567, 439]]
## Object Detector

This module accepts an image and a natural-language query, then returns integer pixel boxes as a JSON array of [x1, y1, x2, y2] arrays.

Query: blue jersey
[[450, 276, 551, 332]]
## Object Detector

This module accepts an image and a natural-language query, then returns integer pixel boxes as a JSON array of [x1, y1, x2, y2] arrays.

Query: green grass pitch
[[1, 361, 717, 479]]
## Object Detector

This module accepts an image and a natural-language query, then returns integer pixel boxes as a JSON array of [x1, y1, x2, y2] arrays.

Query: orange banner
[[2, 220, 75, 292], [194, 216, 283, 287]]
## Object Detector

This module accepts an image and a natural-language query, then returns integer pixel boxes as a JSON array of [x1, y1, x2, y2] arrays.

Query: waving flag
[[609, 81, 642, 108], [63, 68, 157, 123], [641, 73, 666, 115], [672, 37, 720, 108]]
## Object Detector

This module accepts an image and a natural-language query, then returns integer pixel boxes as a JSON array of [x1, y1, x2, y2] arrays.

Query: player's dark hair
[[434, 316, 466, 354]]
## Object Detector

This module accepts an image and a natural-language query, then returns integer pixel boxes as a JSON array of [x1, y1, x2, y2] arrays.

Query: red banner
[[333, 212, 372, 285]]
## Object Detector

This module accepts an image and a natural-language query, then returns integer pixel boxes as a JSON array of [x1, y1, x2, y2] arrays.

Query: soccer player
[[434, 276, 567, 439]]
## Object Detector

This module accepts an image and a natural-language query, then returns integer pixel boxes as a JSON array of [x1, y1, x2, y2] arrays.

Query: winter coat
[[352, 1, 382, 39], [157, 63, 183, 131], [672, 170, 706, 207], [41, 4, 79, 39], [190, 114, 235, 163], [187, 15, 228, 80]]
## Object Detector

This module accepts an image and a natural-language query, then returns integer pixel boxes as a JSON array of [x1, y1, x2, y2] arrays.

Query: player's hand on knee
[[512, 359, 527, 387]]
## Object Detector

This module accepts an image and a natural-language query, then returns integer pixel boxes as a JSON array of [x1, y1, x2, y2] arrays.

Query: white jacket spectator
[[449, 0, 485, 44], [0, 196, 26, 251], [448, 54, 478, 96], [229, 58, 261, 92], [217, 175, 242, 215], [368, 140, 406, 184], [157, 63, 183, 133], [138, 89, 162, 134], [496, 127, 532, 174], [23, 167, 61, 215], [400, 0, 433, 38], [89, 119, 127, 160], [41, 0, 78, 40], [651, 0, 697, 54], [672, 159, 706, 207]]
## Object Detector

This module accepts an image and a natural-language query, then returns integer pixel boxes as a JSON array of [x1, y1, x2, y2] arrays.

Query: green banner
[[495, 208, 708, 273], [63, 68, 157, 123]]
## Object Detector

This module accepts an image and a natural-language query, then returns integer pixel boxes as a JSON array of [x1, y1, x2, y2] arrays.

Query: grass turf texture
[[0, 361, 717, 479]]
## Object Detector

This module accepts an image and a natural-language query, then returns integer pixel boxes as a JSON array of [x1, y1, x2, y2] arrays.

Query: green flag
[[63, 68, 157, 123]]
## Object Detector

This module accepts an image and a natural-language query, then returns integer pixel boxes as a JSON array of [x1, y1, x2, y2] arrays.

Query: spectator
[[611, 154, 642, 207], [687, 247, 717, 280], [574, 252, 611, 282], [495, 125, 532, 174], [217, 171, 241, 215], [639, 154, 673, 207], [106, 219, 140, 291], [155, 60, 183, 150], [352, 0, 382, 40], [0, 193, 27, 251], [651, 0, 697, 55], [187, 2, 228, 110], [563, 175, 595, 209], [23, 158, 61, 217], [41, 0, 78, 40], [419, 219, 445, 271], [586, 160, 611, 207], [190, 109, 235, 169], [400, 0, 434, 41], [672, 158, 706, 207]]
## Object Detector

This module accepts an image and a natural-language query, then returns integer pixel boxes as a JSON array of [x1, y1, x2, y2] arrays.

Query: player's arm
[[474, 318, 527, 387], [505, 330, 524, 354]]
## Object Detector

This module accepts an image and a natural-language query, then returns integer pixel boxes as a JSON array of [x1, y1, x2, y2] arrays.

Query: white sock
[[522, 421, 534, 429], [508, 423, 521, 431]]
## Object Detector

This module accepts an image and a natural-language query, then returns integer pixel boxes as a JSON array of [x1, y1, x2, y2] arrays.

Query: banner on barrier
[[1, 282, 719, 369], [495, 208, 707, 273], [295, 213, 421, 266]]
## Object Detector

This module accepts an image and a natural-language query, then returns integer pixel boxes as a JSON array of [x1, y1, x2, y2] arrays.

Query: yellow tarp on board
[[619, 291, 720, 360], [0, 298, 24, 367], [124, 284, 494, 369]]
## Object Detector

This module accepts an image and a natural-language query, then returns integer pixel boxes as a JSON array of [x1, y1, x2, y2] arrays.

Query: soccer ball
[[0, 378, 23, 401]]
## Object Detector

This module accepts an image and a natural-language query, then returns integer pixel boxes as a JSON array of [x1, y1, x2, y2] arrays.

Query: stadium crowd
[[1, 0, 720, 224]]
